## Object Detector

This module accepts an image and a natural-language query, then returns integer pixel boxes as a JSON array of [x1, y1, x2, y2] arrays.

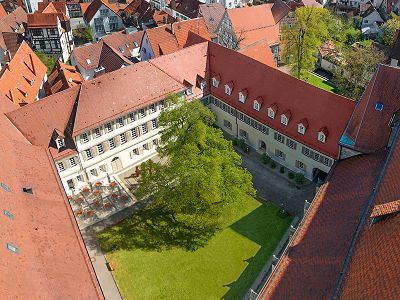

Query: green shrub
[[238, 139, 246, 150], [280, 166, 285, 174], [288, 172, 294, 179], [270, 161, 276, 169], [261, 153, 271, 164], [294, 173, 305, 185], [232, 139, 238, 146]]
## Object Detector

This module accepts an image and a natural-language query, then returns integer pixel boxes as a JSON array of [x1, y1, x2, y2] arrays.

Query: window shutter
[[115, 136, 121, 147], [136, 127, 141, 137], [92, 146, 98, 157], [147, 121, 152, 131], [81, 150, 87, 161], [149, 141, 153, 149], [103, 141, 109, 151], [138, 146, 144, 154], [126, 131, 132, 142]]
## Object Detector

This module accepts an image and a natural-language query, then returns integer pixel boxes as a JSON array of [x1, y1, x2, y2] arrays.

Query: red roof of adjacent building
[[198, 3, 225, 39], [343, 65, 400, 153], [45, 60, 83, 95], [152, 9, 176, 26], [0, 93, 103, 299], [0, 3, 7, 19], [259, 151, 386, 299], [84, 0, 121, 23], [102, 30, 144, 58], [0, 42, 47, 107], [27, 13, 59, 27], [0, 7, 26, 35], [227, 3, 281, 47], [239, 39, 276, 68], [37, 1, 68, 15]]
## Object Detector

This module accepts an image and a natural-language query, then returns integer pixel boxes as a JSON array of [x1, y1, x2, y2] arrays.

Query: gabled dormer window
[[225, 85, 231, 95], [80, 132, 89, 143], [200, 80, 206, 90], [268, 107, 275, 119], [281, 115, 288, 126], [186, 86, 193, 95], [298, 123, 306, 135], [253, 100, 261, 111], [239, 90, 247, 103], [212, 77, 219, 87], [318, 132, 326, 143], [56, 137, 65, 149]]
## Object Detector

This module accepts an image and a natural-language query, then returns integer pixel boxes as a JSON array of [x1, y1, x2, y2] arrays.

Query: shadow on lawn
[[98, 206, 217, 252], [222, 204, 291, 300]]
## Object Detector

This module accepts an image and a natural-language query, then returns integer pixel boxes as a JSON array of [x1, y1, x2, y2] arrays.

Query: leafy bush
[[270, 161, 276, 169], [232, 139, 238, 146], [237, 139, 246, 150], [294, 173, 305, 185], [261, 153, 271, 164], [288, 172, 294, 179], [280, 166, 285, 174]]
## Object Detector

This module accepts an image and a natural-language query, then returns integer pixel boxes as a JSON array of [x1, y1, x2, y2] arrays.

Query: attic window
[[0, 182, 10, 192], [268, 107, 275, 119], [3, 210, 14, 220], [281, 115, 288, 126], [318, 132, 326, 143], [118, 46, 124, 53], [253, 100, 261, 111], [30, 78, 35, 86], [6, 243, 19, 254], [200, 80, 206, 90], [212, 77, 219, 87], [239, 91, 247, 103], [22, 186, 33, 194], [133, 42, 138, 47], [186, 86, 193, 95], [375, 102, 384, 111], [224, 84, 231, 95], [86, 58, 91, 64], [298, 123, 306, 135], [56, 137, 65, 149]]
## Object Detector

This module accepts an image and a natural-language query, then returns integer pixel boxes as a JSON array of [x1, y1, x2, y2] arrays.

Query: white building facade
[[88, 5, 125, 40]]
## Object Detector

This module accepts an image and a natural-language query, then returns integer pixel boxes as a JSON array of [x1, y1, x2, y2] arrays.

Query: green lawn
[[97, 197, 291, 300], [302, 73, 341, 94], [35, 51, 56, 75]]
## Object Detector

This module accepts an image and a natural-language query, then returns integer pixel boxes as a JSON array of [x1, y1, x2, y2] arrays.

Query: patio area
[[68, 179, 137, 229]]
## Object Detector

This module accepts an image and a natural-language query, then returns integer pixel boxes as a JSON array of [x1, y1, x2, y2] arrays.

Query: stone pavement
[[238, 149, 317, 217]]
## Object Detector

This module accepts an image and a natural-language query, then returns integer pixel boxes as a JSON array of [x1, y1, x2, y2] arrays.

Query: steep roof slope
[[260, 151, 386, 299], [342, 65, 400, 153], [45, 60, 83, 95], [208, 42, 354, 158], [239, 39, 276, 68], [101, 30, 144, 58], [0, 93, 103, 299], [198, 3, 225, 39]]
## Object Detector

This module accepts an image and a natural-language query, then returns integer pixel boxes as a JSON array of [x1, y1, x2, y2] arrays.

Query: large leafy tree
[[136, 95, 255, 234], [281, 7, 333, 78], [333, 44, 384, 100], [380, 18, 400, 46]]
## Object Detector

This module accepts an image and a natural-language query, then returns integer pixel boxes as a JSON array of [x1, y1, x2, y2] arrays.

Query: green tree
[[282, 7, 333, 78], [136, 95, 255, 235], [333, 44, 384, 100], [381, 18, 400, 45]]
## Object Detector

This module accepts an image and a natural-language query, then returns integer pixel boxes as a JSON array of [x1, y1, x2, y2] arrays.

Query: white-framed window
[[268, 108, 275, 119], [97, 143, 104, 154], [151, 119, 157, 129], [90, 169, 98, 177], [120, 133, 126, 144], [58, 162, 65, 172], [143, 143, 149, 150], [239, 92, 246, 103], [153, 139, 159, 146], [56, 138, 65, 149], [139, 108, 146, 118], [93, 128, 101, 138], [322, 157, 333, 167], [298, 123, 306, 134], [274, 132, 285, 143], [105, 122, 113, 132], [224, 119, 232, 129], [224, 84, 232, 95], [85, 149, 93, 159], [281, 115, 288, 126], [200, 80, 206, 90], [69, 157, 77, 167], [286, 138, 297, 150], [117, 117, 124, 128], [239, 129, 248, 139], [131, 128, 137, 139], [99, 164, 107, 172], [108, 139, 115, 149], [141, 124, 148, 134], [159, 100, 165, 109], [253, 101, 261, 111], [128, 113, 135, 122], [318, 132, 326, 143], [212, 77, 219, 87], [302, 146, 311, 157], [81, 133, 89, 143], [150, 104, 156, 113], [132, 148, 139, 156], [77, 175, 83, 182], [296, 160, 305, 170], [275, 149, 285, 160]]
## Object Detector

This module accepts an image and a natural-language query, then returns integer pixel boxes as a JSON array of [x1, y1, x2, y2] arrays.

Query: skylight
[[86, 58, 91, 64], [22, 186, 33, 194], [375, 102, 384, 111], [0, 182, 10, 192], [6, 243, 19, 254], [3, 210, 14, 220]]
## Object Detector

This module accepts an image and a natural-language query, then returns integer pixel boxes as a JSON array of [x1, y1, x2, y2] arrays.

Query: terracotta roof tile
[[370, 199, 400, 217], [123, 0, 154, 24], [84, 0, 121, 23], [45, 60, 83, 95], [146, 24, 179, 57], [102, 30, 144, 58], [152, 10, 176, 26], [0, 7, 26, 35], [198, 3, 225, 39], [343, 65, 400, 153], [0, 42, 47, 106], [172, 17, 211, 48], [259, 151, 386, 299], [27, 13, 58, 28], [239, 39, 276, 68], [0, 3, 7, 19]]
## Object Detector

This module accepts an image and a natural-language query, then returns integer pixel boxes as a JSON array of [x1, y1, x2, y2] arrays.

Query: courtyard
[[97, 197, 292, 300]]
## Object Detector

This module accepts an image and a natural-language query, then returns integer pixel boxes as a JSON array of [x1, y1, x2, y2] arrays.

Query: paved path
[[239, 150, 317, 217]]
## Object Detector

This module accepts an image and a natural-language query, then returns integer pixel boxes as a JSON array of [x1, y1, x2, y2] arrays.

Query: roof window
[[375, 102, 384, 111], [0, 182, 10, 192], [3, 210, 14, 220], [86, 58, 91, 64], [6, 243, 19, 254], [22, 186, 33, 194]]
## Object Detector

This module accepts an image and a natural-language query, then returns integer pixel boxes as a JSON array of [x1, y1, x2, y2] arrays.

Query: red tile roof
[[343, 65, 400, 153], [173, 17, 211, 48], [0, 7, 26, 35], [207, 42, 354, 159], [101, 30, 144, 58], [152, 10, 176, 26], [45, 60, 83, 95], [145, 24, 180, 57], [271, 0, 291, 23], [259, 151, 386, 299], [122, 0, 154, 24], [370, 199, 400, 217], [0, 3, 7, 19], [84, 0, 121, 23], [198, 3, 225, 39], [239, 39, 276, 68], [37, 1, 68, 15], [0, 42, 47, 106], [27, 13, 59, 28], [227, 4, 280, 47], [0, 93, 103, 299]]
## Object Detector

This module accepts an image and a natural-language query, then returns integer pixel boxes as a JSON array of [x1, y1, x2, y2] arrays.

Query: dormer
[[239, 89, 248, 103], [54, 129, 65, 150], [183, 80, 193, 96], [212, 74, 220, 87], [268, 103, 277, 119], [298, 119, 309, 135], [196, 75, 206, 90], [253, 97, 263, 111], [225, 81, 234, 95], [281, 110, 291, 126], [318, 127, 329, 143]]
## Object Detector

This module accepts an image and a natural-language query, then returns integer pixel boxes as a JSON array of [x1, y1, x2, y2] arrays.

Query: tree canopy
[[281, 7, 332, 78], [135, 95, 255, 239], [380, 18, 400, 46]]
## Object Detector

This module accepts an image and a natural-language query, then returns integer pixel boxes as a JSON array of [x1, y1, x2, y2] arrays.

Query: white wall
[[140, 31, 155, 60]]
